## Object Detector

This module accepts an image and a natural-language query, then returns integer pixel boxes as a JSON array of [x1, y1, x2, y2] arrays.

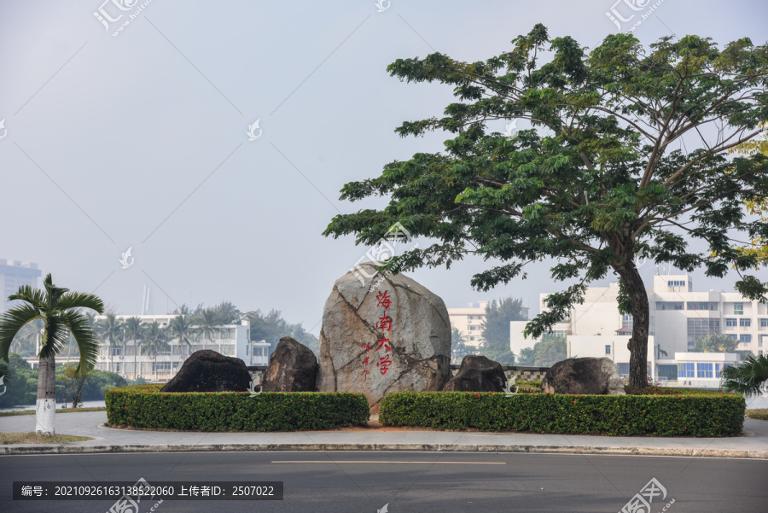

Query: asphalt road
[[1, 451, 766, 513]]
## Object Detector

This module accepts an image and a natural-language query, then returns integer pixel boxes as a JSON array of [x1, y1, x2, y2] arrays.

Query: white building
[[28, 315, 269, 382], [448, 301, 489, 348], [510, 274, 765, 386]]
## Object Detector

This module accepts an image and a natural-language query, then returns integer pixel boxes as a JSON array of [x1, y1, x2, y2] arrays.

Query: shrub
[[379, 391, 744, 437], [747, 409, 768, 421], [106, 385, 369, 431]]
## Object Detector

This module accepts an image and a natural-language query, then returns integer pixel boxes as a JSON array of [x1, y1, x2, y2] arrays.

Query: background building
[[510, 274, 764, 387], [0, 259, 42, 311], [26, 314, 268, 382], [448, 301, 489, 348]]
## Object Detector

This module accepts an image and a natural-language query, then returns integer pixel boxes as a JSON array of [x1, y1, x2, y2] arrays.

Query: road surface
[[1, 451, 766, 512]]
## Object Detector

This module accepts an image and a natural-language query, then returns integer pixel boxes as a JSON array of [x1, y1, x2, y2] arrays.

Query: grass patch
[[0, 432, 91, 444], [0, 407, 106, 417], [746, 409, 768, 421]]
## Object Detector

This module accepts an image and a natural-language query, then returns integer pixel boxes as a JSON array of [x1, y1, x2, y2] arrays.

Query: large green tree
[[324, 26, 768, 388], [482, 297, 527, 357], [246, 309, 319, 354], [518, 333, 567, 367], [0, 274, 104, 434]]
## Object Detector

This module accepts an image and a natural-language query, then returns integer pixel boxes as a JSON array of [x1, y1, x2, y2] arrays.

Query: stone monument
[[318, 263, 451, 405]]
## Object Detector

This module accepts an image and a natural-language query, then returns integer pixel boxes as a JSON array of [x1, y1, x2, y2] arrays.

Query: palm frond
[[722, 355, 768, 397], [38, 316, 71, 360], [61, 311, 100, 376], [7, 285, 46, 310], [42, 273, 68, 307], [0, 304, 41, 362], [57, 291, 105, 313]]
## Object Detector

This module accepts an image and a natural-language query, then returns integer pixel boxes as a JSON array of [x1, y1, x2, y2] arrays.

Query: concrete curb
[[1, 443, 766, 459]]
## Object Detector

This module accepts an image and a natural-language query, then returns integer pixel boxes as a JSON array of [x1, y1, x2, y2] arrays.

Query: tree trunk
[[35, 351, 56, 435], [134, 341, 139, 380], [616, 263, 650, 389], [72, 375, 86, 408]]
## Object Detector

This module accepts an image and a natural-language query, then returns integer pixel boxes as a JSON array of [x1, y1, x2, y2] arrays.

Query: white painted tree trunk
[[35, 352, 56, 435]]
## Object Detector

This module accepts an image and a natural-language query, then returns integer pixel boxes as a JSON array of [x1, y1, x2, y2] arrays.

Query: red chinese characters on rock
[[361, 289, 396, 377], [376, 290, 393, 310]]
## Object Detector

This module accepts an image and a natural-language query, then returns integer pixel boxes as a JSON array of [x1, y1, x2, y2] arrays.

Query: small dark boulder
[[262, 336, 318, 392], [541, 357, 624, 395], [160, 350, 251, 392], [443, 355, 507, 392]]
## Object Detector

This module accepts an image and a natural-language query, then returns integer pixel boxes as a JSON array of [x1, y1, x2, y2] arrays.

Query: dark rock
[[442, 355, 507, 392], [160, 350, 251, 392], [541, 357, 624, 395], [262, 337, 319, 392]]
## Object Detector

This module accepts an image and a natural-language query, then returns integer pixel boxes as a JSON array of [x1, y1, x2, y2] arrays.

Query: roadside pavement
[[2, 411, 767, 458]]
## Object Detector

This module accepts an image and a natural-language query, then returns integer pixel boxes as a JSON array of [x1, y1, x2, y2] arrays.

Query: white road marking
[[271, 460, 506, 465]]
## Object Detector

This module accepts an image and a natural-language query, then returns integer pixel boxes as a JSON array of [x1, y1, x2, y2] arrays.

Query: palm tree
[[124, 317, 143, 380], [141, 322, 169, 381], [196, 308, 220, 347], [215, 301, 240, 324], [96, 313, 122, 373], [168, 314, 194, 357], [0, 274, 104, 435], [722, 354, 768, 397]]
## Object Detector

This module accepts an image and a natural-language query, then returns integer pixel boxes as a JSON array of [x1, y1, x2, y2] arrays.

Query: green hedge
[[106, 385, 369, 431], [379, 392, 745, 437]]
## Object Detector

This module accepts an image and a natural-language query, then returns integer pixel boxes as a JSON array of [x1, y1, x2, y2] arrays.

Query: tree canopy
[[325, 25, 768, 387], [482, 297, 527, 357]]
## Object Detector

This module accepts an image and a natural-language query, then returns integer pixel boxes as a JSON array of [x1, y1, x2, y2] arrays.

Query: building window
[[725, 318, 737, 327], [760, 318, 768, 328], [714, 363, 725, 378], [733, 303, 744, 315], [152, 362, 172, 372], [656, 301, 684, 311], [726, 334, 738, 341], [739, 318, 751, 327], [687, 318, 720, 349], [657, 364, 677, 380], [621, 314, 633, 332], [687, 302, 718, 311], [696, 363, 714, 378], [667, 280, 686, 289], [616, 363, 629, 376], [604, 344, 611, 355], [678, 362, 695, 378], [739, 334, 752, 343]]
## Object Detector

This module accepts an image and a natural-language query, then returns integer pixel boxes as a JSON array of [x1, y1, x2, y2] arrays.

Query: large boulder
[[541, 357, 625, 395], [318, 263, 451, 405], [262, 337, 318, 392], [443, 355, 507, 392], [160, 350, 251, 392]]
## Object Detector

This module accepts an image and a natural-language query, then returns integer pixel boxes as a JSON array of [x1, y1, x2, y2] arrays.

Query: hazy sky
[[1, 0, 767, 333]]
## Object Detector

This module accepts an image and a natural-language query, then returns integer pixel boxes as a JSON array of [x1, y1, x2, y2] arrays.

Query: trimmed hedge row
[[106, 385, 369, 431], [379, 391, 745, 437]]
